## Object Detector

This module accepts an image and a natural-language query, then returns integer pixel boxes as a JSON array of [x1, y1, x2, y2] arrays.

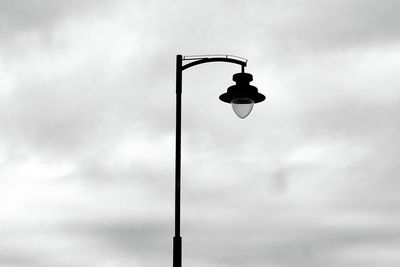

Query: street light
[[173, 54, 265, 267], [220, 72, 266, 118]]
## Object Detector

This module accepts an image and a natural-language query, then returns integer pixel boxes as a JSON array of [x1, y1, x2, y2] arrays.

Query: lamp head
[[219, 73, 265, 119]]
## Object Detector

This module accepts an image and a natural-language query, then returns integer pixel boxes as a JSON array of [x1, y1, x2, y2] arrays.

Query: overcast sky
[[1, 0, 400, 266]]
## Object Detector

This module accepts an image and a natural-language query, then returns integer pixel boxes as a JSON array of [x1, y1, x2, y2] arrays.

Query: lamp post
[[173, 54, 265, 267]]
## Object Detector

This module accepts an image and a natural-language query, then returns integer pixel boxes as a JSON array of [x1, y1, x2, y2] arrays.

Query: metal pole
[[173, 54, 182, 267], [172, 54, 248, 267]]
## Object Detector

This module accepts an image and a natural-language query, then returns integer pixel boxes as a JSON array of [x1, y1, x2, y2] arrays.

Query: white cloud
[[1, 0, 400, 266]]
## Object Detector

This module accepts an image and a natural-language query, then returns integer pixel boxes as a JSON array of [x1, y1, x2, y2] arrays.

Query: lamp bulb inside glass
[[231, 98, 254, 119]]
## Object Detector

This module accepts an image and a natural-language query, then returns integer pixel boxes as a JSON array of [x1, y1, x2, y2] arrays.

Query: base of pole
[[173, 236, 182, 267]]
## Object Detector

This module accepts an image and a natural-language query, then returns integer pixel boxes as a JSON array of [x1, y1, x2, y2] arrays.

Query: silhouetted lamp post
[[173, 54, 265, 267]]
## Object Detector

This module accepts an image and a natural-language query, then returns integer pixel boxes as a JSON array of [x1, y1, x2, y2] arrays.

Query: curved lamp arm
[[181, 54, 247, 72]]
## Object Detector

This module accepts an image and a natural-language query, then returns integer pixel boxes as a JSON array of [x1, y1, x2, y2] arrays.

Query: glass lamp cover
[[231, 98, 254, 119]]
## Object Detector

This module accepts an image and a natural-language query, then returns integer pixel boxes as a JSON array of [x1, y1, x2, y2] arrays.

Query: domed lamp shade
[[219, 73, 265, 119]]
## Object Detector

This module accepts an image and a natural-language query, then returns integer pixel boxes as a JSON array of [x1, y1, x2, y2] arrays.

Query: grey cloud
[[244, 0, 400, 57], [300, 98, 400, 140], [0, 57, 173, 158], [172, 209, 400, 267], [0, 255, 39, 267], [1, 0, 400, 266], [0, 0, 114, 35], [61, 220, 171, 254], [1, 78, 113, 156], [68, 157, 173, 193]]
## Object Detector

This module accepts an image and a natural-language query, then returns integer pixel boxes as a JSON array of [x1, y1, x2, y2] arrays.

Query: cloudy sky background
[[1, 0, 400, 266]]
